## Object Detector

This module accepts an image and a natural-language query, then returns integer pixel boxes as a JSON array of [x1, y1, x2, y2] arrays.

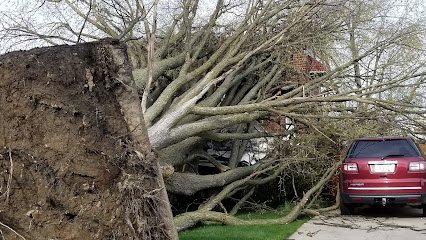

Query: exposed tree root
[[0, 221, 26, 240], [4, 147, 12, 204]]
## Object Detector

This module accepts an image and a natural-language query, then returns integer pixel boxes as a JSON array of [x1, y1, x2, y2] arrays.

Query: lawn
[[178, 208, 309, 240]]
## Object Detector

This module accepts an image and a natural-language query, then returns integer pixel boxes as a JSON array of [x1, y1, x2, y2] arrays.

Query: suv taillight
[[342, 163, 358, 173], [408, 161, 426, 172]]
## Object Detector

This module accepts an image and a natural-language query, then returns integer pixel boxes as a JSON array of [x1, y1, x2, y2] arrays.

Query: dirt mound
[[0, 41, 170, 239]]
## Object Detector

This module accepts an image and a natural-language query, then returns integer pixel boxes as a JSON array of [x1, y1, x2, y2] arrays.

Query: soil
[[0, 42, 145, 239]]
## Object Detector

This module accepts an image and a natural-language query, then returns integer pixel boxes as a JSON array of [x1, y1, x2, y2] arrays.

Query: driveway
[[290, 206, 426, 240]]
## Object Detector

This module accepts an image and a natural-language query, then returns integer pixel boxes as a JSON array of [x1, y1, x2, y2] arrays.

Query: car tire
[[340, 199, 355, 215], [422, 204, 426, 217]]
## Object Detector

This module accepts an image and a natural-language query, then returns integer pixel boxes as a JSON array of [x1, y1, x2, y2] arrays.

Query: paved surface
[[290, 206, 426, 240]]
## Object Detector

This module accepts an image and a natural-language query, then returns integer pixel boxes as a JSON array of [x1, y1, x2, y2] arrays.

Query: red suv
[[340, 136, 426, 216]]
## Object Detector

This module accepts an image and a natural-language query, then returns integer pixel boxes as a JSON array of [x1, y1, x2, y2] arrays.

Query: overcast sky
[[1, 0, 425, 53]]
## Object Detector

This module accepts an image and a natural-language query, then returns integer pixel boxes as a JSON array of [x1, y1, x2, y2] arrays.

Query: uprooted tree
[[1, 0, 426, 235]]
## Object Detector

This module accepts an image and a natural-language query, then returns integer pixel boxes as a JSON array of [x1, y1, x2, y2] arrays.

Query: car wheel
[[340, 199, 355, 215], [422, 204, 426, 217]]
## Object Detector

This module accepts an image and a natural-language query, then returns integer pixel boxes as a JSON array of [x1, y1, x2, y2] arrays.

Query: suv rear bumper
[[341, 192, 426, 204]]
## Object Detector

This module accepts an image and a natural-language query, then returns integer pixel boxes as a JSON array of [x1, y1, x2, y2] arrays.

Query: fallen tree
[[1, 0, 426, 234]]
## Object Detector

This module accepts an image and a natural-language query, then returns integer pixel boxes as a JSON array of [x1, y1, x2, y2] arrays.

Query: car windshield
[[349, 139, 420, 158]]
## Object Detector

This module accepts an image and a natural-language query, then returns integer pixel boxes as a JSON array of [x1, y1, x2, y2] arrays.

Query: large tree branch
[[158, 137, 203, 166], [192, 91, 426, 117], [148, 77, 224, 148], [132, 53, 186, 89], [158, 111, 268, 149], [200, 129, 295, 141], [165, 165, 257, 195]]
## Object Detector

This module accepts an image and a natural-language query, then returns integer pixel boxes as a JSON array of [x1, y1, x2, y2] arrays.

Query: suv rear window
[[348, 139, 420, 158]]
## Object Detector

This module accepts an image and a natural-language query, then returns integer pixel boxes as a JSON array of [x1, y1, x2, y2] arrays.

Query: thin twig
[[230, 187, 255, 215], [291, 174, 298, 198], [77, 0, 93, 43], [218, 202, 228, 214], [5, 147, 13, 204], [141, 0, 159, 113], [0, 221, 26, 240]]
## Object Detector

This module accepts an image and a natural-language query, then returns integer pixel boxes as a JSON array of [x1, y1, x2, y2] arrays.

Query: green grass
[[178, 208, 309, 240]]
